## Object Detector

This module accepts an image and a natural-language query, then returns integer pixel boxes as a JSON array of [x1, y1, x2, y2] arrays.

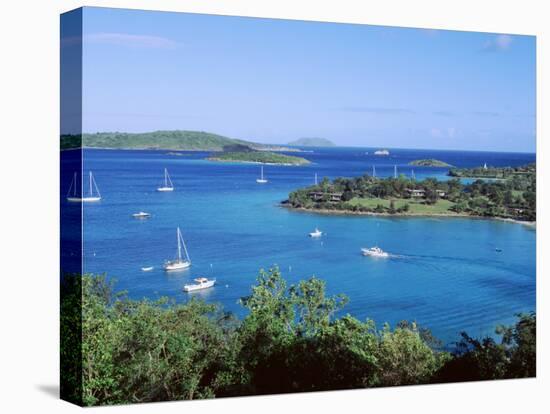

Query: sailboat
[[411, 169, 416, 180], [394, 165, 398, 178], [309, 228, 323, 237], [163, 227, 191, 271], [256, 166, 268, 183], [157, 168, 174, 192], [372, 165, 376, 178], [314, 173, 318, 185], [66, 171, 101, 202]]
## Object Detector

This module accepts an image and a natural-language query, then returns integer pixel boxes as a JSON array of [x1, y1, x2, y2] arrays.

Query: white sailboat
[[314, 173, 318, 185], [394, 165, 398, 178], [157, 168, 174, 192], [372, 165, 376, 178], [309, 228, 323, 237], [256, 166, 268, 183], [163, 227, 191, 271], [183, 277, 216, 292], [66, 171, 101, 202]]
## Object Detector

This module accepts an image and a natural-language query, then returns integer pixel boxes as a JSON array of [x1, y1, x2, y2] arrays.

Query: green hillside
[[61, 130, 267, 151]]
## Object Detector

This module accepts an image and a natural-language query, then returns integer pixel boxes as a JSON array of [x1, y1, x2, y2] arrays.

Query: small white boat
[[361, 246, 389, 258], [132, 211, 151, 218], [163, 227, 191, 271], [141, 266, 154, 272], [256, 166, 268, 183], [66, 171, 102, 202], [374, 149, 390, 156], [309, 228, 323, 237], [183, 277, 216, 292], [157, 168, 174, 192]]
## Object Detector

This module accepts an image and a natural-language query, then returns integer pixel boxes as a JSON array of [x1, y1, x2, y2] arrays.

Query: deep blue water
[[66, 147, 535, 344]]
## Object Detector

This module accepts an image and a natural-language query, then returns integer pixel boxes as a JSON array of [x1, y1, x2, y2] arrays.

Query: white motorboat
[[66, 171, 102, 202], [361, 246, 389, 258], [133, 211, 151, 218], [183, 277, 216, 292], [309, 228, 323, 237], [163, 227, 192, 271], [157, 168, 174, 191], [256, 166, 268, 183], [141, 266, 154, 272]]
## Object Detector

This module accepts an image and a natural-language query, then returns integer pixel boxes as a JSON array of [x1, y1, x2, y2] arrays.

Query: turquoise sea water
[[65, 147, 535, 344]]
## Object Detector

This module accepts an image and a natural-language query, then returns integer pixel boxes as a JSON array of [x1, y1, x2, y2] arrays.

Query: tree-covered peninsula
[[60, 130, 290, 152], [61, 270, 535, 406], [285, 164, 536, 221], [449, 163, 535, 179]]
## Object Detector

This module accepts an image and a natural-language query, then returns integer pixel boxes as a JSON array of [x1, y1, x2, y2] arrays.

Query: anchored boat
[[132, 211, 151, 218], [361, 246, 389, 258], [66, 171, 102, 202], [183, 277, 216, 292], [256, 166, 268, 183], [309, 228, 323, 238], [157, 168, 174, 192], [163, 227, 191, 271]]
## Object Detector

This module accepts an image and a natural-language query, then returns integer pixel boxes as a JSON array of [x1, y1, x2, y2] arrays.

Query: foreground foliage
[[60, 269, 536, 406]]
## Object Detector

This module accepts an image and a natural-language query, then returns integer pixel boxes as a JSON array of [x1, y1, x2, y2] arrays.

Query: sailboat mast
[[394, 165, 397, 179], [315, 173, 318, 185], [181, 235, 191, 262], [176, 228, 182, 261], [89, 172, 93, 196], [165, 168, 168, 187], [372, 165, 376, 177], [261, 166, 264, 180]]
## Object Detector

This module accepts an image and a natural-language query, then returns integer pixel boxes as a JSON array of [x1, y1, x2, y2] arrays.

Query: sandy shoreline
[[281, 204, 535, 227]]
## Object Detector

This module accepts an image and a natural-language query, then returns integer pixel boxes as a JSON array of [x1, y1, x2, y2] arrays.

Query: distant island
[[284, 163, 536, 222], [409, 159, 453, 167], [60, 130, 297, 152], [208, 150, 310, 166], [288, 137, 335, 147]]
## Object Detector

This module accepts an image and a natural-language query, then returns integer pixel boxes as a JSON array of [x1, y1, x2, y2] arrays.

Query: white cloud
[[482, 34, 513, 52], [84, 32, 179, 49], [430, 127, 457, 139]]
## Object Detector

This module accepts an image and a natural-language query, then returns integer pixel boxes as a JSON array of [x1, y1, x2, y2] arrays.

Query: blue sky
[[74, 7, 535, 152]]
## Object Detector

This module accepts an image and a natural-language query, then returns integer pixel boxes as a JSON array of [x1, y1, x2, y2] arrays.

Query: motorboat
[[361, 246, 389, 258], [132, 211, 151, 218], [183, 277, 216, 292]]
